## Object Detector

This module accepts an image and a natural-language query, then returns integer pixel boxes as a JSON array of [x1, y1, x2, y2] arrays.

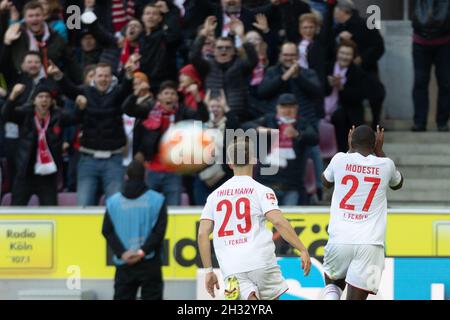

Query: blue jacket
[[105, 189, 165, 266]]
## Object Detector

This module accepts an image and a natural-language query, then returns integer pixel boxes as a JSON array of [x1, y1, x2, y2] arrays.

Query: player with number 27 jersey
[[323, 152, 402, 245], [321, 125, 403, 300]]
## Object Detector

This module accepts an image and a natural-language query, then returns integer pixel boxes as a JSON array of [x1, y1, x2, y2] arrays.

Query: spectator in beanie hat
[[2, 83, 86, 205], [178, 64, 205, 110]]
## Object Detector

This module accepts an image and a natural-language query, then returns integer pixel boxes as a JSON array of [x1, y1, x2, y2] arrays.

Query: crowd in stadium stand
[[0, 0, 448, 206]]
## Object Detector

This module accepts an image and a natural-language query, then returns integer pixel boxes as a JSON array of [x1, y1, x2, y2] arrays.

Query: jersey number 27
[[340, 175, 381, 212]]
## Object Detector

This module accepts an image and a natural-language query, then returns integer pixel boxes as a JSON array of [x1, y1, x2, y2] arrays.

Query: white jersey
[[201, 175, 280, 278], [323, 152, 402, 246]]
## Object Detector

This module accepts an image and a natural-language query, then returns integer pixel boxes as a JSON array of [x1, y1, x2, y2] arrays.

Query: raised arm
[[47, 61, 83, 100], [1, 83, 27, 124], [122, 95, 150, 118]]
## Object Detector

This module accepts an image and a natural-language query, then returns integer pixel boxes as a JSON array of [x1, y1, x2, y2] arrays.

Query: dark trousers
[[413, 41, 450, 127], [11, 173, 58, 206], [365, 71, 386, 129], [114, 258, 163, 300], [332, 107, 364, 153]]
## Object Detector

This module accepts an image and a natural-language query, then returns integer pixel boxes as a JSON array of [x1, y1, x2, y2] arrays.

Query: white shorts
[[225, 265, 289, 300], [323, 243, 385, 294]]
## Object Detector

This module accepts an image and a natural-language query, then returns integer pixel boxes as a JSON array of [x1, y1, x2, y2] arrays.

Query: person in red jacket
[[178, 64, 205, 110]]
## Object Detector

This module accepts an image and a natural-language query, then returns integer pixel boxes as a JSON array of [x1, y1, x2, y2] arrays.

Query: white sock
[[323, 284, 343, 300]]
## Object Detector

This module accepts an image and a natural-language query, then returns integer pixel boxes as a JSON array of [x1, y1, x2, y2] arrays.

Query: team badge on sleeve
[[266, 193, 276, 201]]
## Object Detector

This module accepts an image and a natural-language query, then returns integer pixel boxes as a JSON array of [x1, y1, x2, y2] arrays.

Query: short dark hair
[[142, 3, 163, 16], [23, 1, 44, 15], [126, 160, 146, 180], [83, 64, 97, 80], [351, 125, 376, 150], [215, 37, 234, 45], [95, 62, 113, 73], [337, 39, 358, 58], [23, 51, 42, 62], [159, 80, 178, 93]]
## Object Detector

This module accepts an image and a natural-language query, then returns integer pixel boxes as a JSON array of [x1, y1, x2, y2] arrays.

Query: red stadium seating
[[305, 159, 317, 195], [181, 193, 190, 206], [1, 193, 39, 206], [319, 120, 338, 160], [58, 192, 77, 206]]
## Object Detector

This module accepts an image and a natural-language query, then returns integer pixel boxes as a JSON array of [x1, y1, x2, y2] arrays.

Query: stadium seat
[[0, 158, 10, 194], [181, 193, 190, 206], [58, 192, 77, 206], [305, 159, 317, 195], [1, 193, 39, 206], [319, 120, 338, 160], [98, 195, 106, 206]]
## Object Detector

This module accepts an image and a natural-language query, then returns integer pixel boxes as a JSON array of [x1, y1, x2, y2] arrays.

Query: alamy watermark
[[64, 4, 382, 31]]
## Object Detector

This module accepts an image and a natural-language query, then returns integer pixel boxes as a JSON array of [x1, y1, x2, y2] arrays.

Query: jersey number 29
[[217, 197, 252, 237]]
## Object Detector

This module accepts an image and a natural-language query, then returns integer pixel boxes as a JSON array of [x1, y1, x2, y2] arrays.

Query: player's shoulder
[[372, 155, 396, 167], [252, 179, 277, 198], [330, 152, 348, 163]]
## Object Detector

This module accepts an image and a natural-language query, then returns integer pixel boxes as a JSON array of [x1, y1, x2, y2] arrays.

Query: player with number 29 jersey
[[198, 137, 311, 300], [201, 175, 280, 278]]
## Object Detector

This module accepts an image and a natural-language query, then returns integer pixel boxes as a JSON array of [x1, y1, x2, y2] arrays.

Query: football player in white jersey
[[198, 137, 311, 300], [321, 125, 403, 300]]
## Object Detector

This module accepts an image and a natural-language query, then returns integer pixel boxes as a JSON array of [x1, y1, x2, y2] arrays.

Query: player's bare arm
[[321, 173, 334, 189], [374, 125, 404, 190], [198, 219, 220, 298], [374, 125, 386, 157], [265, 209, 311, 276], [390, 173, 404, 191]]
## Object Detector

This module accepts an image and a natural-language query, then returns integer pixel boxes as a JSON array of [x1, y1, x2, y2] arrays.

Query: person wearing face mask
[[47, 57, 138, 206], [190, 16, 258, 124], [325, 39, 365, 153], [1, 83, 85, 205], [122, 80, 209, 205], [243, 93, 319, 205], [0, 1, 82, 83]]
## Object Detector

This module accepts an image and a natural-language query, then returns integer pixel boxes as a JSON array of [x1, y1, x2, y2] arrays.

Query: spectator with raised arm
[[190, 16, 258, 123], [47, 56, 138, 206], [122, 80, 209, 205], [0, 1, 82, 83], [1, 83, 86, 205]]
